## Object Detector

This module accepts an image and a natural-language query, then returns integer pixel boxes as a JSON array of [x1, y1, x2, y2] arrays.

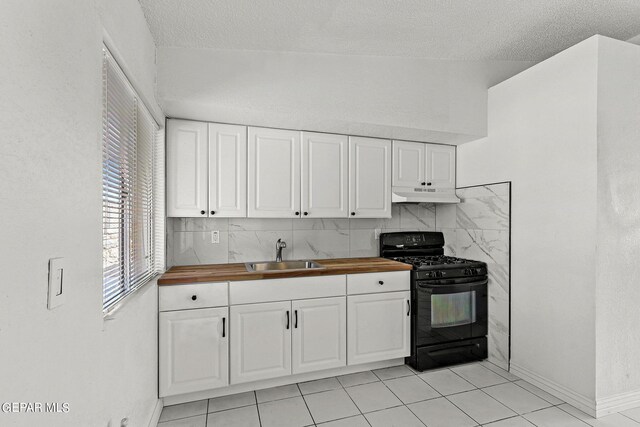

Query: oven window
[[431, 291, 476, 328]]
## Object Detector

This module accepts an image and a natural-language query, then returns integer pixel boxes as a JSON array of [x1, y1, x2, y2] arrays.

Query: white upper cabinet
[[167, 120, 247, 217], [208, 123, 247, 217], [349, 137, 392, 218], [248, 127, 301, 218], [393, 140, 456, 191], [426, 144, 456, 189], [167, 120, 208, 217], [301, 132, 349, 218], [393, 140, 425, 187]]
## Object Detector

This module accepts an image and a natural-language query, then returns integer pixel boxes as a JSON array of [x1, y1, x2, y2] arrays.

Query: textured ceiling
[[138, 0, 640, 61]]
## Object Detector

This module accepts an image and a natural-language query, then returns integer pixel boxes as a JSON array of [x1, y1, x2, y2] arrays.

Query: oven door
[[415, 279, 488, 346]]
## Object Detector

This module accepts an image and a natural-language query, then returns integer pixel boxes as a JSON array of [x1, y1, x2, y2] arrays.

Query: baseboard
[[510, 362, 596, 417], [148, 398, 163, 427], [596, 389, 640, 418]]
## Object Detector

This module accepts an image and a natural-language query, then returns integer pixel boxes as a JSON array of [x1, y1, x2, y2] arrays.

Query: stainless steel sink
[[245, 260, 324, 272]]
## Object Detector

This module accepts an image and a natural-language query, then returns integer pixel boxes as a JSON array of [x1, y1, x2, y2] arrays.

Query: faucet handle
[[276, 238, 287, 248]]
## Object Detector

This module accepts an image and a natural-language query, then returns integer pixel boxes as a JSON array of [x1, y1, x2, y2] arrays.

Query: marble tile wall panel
[[436, 182, 511, 370], [166, 204, 437, 265], [292, 229, 350, 259], [229, 230, 294, 263]]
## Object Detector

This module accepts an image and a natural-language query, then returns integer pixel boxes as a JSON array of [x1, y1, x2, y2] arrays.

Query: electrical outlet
[[211, 230, 220, 244], [374, 228, 382, 240]]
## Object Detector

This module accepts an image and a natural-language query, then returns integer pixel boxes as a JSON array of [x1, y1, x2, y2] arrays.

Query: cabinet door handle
[[191, 295, 197, 301], [426, 182, 432, 186], [210, 210, 215, 215], [421, 182, 426, 186], [294, 310, 298, 329], [407, 300, 411, 316], [222, 317, 226, 338], [350, 212, 356, 216], [378, 280, 384, 285], [200, 210, 206, 215], [286, 310, 290, 329]]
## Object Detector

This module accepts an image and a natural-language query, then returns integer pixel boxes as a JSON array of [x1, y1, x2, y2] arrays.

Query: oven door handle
[[418, 279, 487, 293]]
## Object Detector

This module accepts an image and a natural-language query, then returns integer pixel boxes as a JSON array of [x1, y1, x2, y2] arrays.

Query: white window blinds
[[102, 46, 163, 312]]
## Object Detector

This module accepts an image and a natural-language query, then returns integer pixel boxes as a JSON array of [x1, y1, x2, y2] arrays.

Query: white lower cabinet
[[159, 272, 411, 398], [292, 297, 346, 374], [347, 291, 411, 365], [230, 301, 292, 384], [159, 307, 229, 397]]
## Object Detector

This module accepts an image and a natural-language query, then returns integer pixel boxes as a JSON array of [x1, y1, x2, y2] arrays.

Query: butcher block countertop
[[158, 257, 412, 285]]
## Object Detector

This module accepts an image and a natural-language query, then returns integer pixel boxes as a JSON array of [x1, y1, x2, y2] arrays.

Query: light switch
[[47, 257, 66, 310], [211, 230, 220, 244]]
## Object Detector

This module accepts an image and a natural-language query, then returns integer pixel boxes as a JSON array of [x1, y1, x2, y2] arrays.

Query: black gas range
[[380, 231, 488, 371]]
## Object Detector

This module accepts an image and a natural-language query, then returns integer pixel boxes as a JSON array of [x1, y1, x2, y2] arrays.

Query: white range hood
[[392, 186, 460, 204]]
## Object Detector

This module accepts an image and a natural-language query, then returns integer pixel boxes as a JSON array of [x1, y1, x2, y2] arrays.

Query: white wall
[[157, 47, 532, 144], [0, 1, 162, 426], [457, 37, 600, 405], [595, 38, 640, 402]]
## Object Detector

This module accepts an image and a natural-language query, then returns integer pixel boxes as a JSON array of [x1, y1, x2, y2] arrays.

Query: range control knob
[[435, 271, 443, 278], [464, 268, 471, 275]]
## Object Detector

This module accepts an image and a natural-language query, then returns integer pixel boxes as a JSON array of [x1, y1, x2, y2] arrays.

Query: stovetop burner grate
[[392, 255, 481, 269]]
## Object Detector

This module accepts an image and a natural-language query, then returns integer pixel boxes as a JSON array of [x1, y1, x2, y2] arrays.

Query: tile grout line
[[555, 403, 604, 426], [619, 412, 640, 424], [296, 383, 316, 426], [254, 390, 264, 427], [204, 398, 209, 427]]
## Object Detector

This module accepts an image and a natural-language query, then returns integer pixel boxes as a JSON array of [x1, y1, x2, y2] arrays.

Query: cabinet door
[[349, 137, 392, 218], [393, 140, 425, 187], [248, 127, 301, 218], [347, 291, 411, 365], [159, 307, 228, 397], [301, 132, 349, 218], [167, 120, 208, 217], [292, 297, 346, 374], [230, 301, 292, 384], [426, 144, 456, 189], [208, 123, 247, 217]]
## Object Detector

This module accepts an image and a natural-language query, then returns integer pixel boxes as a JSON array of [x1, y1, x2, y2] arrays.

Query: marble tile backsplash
[[167, 204, 436, 267], [436, 182, 511, 370]]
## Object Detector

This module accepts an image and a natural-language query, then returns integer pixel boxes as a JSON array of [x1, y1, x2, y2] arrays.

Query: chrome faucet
[[275, 238, 287, 262]]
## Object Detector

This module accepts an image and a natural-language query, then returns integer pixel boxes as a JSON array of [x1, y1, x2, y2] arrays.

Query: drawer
[[159, 282, 228, 312], [347, 271, 410, 295], [230, 275, 346, 305]]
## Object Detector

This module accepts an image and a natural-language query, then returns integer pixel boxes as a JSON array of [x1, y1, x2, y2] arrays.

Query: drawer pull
[[191, 295, 197, 301], [294, 310, 298, 329], [378, 280, 384, 285], [222, 317, 226, 338], [286, 310, 290, 330]]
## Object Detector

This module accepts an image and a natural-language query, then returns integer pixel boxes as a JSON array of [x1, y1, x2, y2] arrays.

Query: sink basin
[[245, 260, 324, 272]]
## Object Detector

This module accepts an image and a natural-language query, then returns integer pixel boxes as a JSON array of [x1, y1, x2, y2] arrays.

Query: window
[[102, 46, 164, 312]]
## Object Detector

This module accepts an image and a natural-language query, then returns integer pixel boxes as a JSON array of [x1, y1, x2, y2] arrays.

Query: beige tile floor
[[157, 361, 640, 427]]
